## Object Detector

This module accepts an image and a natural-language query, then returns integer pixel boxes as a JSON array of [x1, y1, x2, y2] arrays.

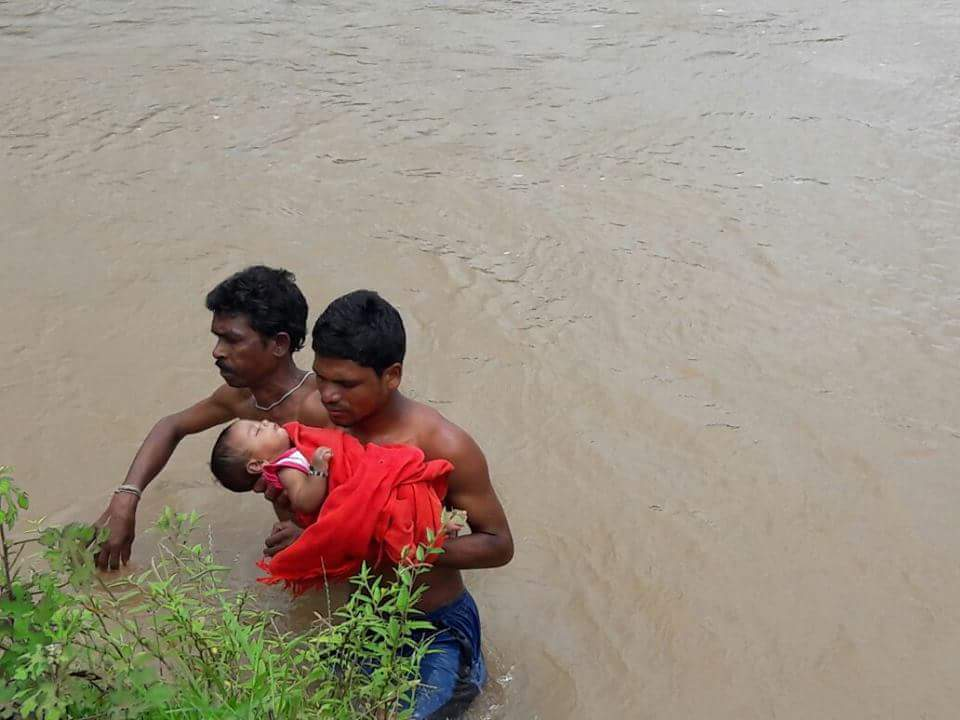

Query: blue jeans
[[412, 590, 487, 720]]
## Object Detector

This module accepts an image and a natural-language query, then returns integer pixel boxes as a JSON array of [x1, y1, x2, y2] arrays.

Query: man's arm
[[94, 387, 238, 570], [429, 424, 513, 570]]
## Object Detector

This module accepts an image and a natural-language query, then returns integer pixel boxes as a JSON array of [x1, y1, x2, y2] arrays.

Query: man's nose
[[321, 387, 341, 405], [212, 340, 226, 359]]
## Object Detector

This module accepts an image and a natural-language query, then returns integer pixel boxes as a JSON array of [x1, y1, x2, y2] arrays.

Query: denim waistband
[[425, 590, 474, 624]]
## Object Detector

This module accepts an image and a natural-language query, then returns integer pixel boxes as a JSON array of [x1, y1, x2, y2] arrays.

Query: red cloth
[[257, 422, 452, 594]]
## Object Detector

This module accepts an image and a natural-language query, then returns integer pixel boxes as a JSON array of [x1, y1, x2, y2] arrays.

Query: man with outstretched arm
[[94, 265, 330, 570], [264, 290, 513, 719]]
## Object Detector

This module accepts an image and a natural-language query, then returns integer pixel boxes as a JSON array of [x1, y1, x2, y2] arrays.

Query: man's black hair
[[311, 290, 406, 375], [210, 422, 256, 493], [205, 266, 308, 351]]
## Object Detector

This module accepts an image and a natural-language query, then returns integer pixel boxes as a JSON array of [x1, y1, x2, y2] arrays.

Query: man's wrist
[[111, 489, 141, 507]]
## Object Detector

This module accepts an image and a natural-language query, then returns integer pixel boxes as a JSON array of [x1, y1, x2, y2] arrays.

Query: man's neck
[[352, 391, 409, 441], [250, 360, 305, 407]]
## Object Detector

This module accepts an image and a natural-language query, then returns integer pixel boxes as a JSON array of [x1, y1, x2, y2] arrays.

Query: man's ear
[[246, 458, 266, 475], [383, 363, 402, 392], [270, 332, 292, 357]]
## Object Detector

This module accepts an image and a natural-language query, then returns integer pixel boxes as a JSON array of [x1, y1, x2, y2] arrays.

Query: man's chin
[[220, 372, 248, 388], [326, 410, 353, 427]]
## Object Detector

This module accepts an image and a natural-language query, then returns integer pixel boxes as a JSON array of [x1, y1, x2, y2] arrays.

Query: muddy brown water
[[2, 0, 959, 717]]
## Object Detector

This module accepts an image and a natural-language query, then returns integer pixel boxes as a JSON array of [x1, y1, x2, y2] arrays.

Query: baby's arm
[[276, 447, 331, 515]]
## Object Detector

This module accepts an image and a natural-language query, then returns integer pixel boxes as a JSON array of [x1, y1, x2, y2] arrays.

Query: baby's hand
[[311, 447, 333, 477]]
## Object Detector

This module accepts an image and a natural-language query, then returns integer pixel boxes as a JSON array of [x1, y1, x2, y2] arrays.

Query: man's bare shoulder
[[405, 399, 481, 461], [209, 383, 255, 417], [297, 389, 334, 427]]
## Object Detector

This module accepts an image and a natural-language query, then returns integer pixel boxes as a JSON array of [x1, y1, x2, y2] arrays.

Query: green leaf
[[408, 620, 436, 632], [0, 495, 432, 716]]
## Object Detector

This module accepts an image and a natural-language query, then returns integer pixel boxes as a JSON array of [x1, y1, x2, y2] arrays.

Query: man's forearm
[[435, 532, 513, 570], [122, 418, 183, 491], [94, 419, 182, 570]]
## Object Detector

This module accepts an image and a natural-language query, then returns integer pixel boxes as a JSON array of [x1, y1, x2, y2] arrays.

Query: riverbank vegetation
[[0, 466, 436, 719]]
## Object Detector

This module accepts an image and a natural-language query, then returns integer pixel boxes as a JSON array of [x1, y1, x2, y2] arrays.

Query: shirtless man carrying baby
[[276, 290, 513, 719], [94, 265, 331, 570]]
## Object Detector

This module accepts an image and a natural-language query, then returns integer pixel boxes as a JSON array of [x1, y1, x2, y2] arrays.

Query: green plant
[[0, 466, 439, 719]]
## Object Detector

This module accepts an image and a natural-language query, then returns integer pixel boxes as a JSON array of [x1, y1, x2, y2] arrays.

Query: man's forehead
[[312, 355, 376, 379], [211, 311, 254, 333]]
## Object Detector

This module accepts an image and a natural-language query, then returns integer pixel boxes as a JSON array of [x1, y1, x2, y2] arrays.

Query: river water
[[2, 0, 959, 717]]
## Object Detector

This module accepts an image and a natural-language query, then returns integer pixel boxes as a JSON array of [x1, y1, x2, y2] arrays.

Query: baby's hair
[[210, 422, 257, 492]]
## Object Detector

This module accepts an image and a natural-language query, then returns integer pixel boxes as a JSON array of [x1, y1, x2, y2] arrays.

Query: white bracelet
[[114, 485, 143, 499]]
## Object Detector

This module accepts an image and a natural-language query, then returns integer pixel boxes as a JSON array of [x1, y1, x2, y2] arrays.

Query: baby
[[212, 418, 475, 591], [211, 418, 466, 591], [211, 418, 332, 517]]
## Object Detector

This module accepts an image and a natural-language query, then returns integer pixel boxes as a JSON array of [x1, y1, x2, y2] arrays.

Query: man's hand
[[94, 493, 138, 571], [95, 390, 236, 570], [263, 520, 303, 557], [263, 482, 292, 512]]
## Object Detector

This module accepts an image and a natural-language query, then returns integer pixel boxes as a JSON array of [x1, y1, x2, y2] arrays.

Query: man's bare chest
[[357, 431, 416, 448], [352, 430, 438, 459]]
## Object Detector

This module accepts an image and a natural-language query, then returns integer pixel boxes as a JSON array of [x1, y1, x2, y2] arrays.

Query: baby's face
[[230, 419, 291, 462]]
